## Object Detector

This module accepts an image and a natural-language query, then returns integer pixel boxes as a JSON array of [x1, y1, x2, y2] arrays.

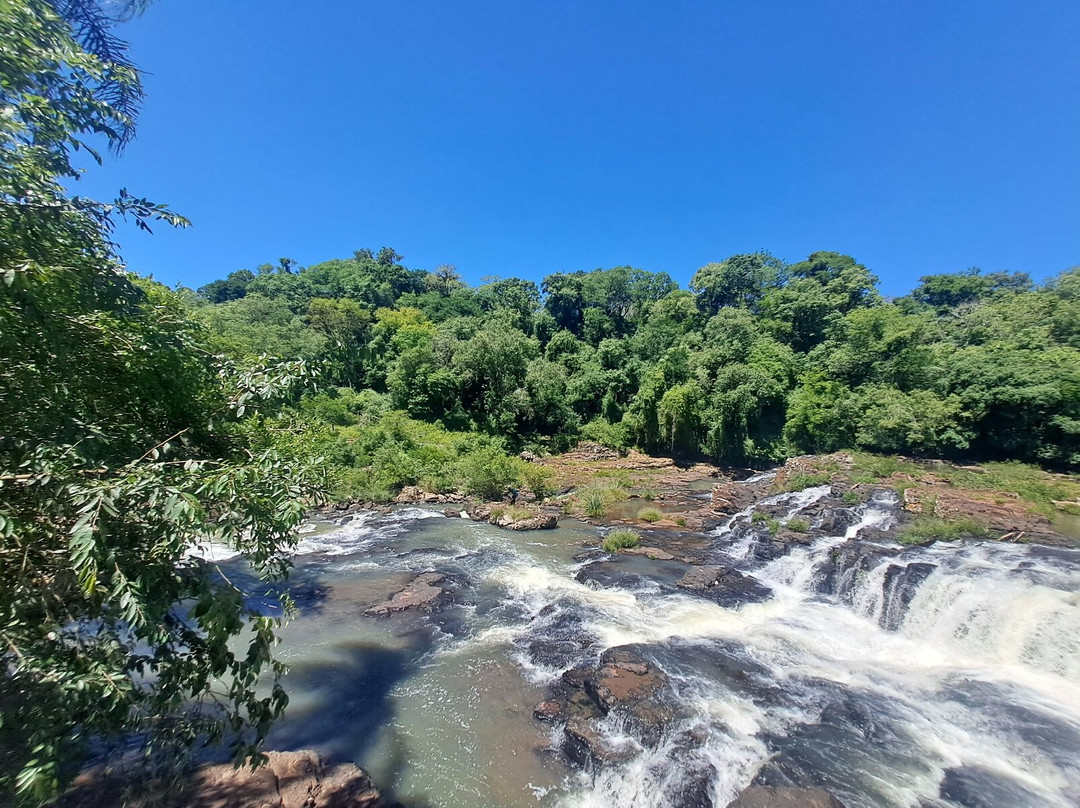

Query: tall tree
[[0, 3, 320, 803]]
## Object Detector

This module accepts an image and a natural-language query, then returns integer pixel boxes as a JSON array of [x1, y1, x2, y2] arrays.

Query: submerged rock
[[364, 572, 455, 616], [677, 565, 772, 607], [727, 786, 846, 808]]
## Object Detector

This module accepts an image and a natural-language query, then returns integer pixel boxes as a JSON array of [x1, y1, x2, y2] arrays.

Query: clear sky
[[78, 0, 1079, 296]]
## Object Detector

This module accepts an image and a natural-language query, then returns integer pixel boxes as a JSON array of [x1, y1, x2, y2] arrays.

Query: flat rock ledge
[[54, 750, 394, 808], [364, 572, 454, 616], [677, 565, 772, 607]]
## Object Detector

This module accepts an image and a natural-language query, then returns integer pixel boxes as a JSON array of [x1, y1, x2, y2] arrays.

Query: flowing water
[[216, 489, 1080, 808]]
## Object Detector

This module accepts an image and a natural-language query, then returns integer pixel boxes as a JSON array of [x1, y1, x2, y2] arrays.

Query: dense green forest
[[188, 247, 1080, 502], [2, 1, 1078, 804]]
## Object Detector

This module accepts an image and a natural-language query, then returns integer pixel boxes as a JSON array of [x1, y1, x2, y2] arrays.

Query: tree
[[0, 4, 320, 802], [689, 252, 785, 313]]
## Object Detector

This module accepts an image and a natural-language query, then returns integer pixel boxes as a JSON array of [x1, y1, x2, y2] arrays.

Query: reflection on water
[[217, 500, 1080, 808]]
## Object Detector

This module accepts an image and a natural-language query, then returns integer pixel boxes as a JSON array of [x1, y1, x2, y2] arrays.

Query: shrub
[[460, 446, 520, 500], [786, 516, 810, 532], [637, 507, 663, 523], [842, 490, 860, 506], [581, 418, 630, 452], [675, 516, 687, 527], [602, 529, 641, 553], [522, 463, 555, 500]]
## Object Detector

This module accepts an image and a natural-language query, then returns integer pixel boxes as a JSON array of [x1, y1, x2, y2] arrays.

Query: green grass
[[842, 490, 860, 506], [898, 515, 990, 545], [751, 511, 781, 534], [777, 471, 833, 493], [848, 453, 1080, 519], [675, 516, 687, 527], [575, 483, 629, 518], [786, 516, 810, 532], [637, 507, 663, 523], [602, 529, 642, 553]]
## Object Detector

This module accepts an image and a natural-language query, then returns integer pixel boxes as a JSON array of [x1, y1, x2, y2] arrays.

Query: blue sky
[[80, 0, 1079, 296]]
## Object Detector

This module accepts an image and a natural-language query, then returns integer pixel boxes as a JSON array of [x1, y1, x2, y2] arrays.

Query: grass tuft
[[602, 529, 641, 553]]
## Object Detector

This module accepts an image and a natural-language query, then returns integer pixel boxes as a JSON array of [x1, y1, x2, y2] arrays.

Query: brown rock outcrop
[[56, 750, 392, 808]]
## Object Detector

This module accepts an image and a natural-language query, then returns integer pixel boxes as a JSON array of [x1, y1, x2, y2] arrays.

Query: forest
[[189, 247, 1080, 503], [2, 1, 1079, 805]]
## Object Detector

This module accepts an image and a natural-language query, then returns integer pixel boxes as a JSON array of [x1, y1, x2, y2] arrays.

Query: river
[[212, 484, 1080, 808]]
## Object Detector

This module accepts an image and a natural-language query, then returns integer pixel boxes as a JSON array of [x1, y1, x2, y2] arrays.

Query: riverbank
[[324, 447, 1080, 549]]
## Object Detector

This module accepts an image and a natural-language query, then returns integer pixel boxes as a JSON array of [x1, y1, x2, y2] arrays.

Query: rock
[[677, 565, 772, 607], [55, 750, 392, 808], [520, 450, 539, 462], [879, 561, 936, 630], [622, 546, 675, 560], [710, 481, 759, 515], [533, 700, 562, 721], [444, 508, 460, 518], [727, 785, 846, 808], [364, 572, 452, 616], [505, 512, 558, 530], [562, 716, 637, 767]]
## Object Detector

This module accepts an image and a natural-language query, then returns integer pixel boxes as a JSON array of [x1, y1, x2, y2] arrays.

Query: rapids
[[218, 487, 1080, 808]]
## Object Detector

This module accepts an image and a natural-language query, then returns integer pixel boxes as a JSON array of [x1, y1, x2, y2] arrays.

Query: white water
[[256, 490, 1080, 808]]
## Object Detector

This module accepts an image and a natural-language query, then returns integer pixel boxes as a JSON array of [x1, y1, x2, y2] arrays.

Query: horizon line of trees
[[189, 247, 1080, 471]]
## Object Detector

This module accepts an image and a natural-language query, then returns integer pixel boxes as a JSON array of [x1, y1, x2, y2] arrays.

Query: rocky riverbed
[[157, 452, 1080, 808]]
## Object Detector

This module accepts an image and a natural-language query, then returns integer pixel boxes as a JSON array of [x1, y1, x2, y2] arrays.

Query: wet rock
[[443, 508, 461, 517], [364, 572, 454, 616], [677, 565, 772, 607], [56, 750, 393, 808], [879, 561, 936, 630], [575, 561, 655, 590], [562, 716, 637, 767], [727, 786, 846, 808], [814, 541, 899, 603], [586, 647, 667, 715], [533, 700, 562, 721]]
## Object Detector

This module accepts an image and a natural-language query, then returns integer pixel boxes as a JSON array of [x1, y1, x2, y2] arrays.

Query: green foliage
[[458, 446, 521, 500], [581, 486, 610, 517], [521, 463, 554, 500], [778, 472, 833, 492], [637, 507, 663, 523], [786, 517, 811, 532], [898, 515, 990, 544], [602, 529, 642, 552]]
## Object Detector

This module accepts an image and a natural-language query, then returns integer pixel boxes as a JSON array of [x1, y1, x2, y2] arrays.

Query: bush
[[581, 418, 630, 452], [521, 463, 554, 500], [842, 490, 860, 506], [786, 516, 810, 532], [603, 529, 642, 552], [459, 446, 521, 500], [637, 507, 663, 523]]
